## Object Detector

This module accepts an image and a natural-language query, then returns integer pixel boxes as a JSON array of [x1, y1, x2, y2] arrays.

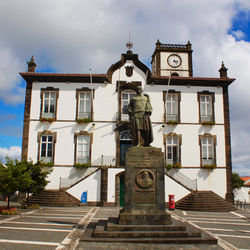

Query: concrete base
[[119, 211, 171, 225], [81, 216, 217, 244]]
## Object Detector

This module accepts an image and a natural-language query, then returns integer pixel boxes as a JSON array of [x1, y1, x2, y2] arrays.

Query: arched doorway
[[120, 130, 133, 166]]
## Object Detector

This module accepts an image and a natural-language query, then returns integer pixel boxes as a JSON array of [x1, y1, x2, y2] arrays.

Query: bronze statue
[[128, 86, 153, 146]]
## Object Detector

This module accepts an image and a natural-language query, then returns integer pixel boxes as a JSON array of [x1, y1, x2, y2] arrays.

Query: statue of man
[[128, 86, 153, 147]]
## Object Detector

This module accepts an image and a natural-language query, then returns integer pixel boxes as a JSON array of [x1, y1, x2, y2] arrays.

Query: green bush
[[77, 118, 92, 124], [202, 164, 216, 170], [73, 163, 91, 169], [201, 121, 215, 125], [166, 163, 181, 171], [166, 121, 179, 125]]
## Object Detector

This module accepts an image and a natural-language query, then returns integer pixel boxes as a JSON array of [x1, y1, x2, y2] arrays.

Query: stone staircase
[[176, 191, 235, 211], [22, 190, 80, 207]]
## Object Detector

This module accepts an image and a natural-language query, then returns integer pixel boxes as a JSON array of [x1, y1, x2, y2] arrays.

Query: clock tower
[[151, 40, 193, 77]]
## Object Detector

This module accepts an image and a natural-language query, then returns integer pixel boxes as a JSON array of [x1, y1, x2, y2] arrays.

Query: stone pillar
[[119, 147, 171, 225], [100, 167, 108, 206]]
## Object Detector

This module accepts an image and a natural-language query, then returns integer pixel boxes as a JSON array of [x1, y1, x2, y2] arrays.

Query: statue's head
[[136, 86, 143, 94]]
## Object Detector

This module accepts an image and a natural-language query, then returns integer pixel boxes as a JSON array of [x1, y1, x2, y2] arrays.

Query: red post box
[[169, 194, 175, 210]]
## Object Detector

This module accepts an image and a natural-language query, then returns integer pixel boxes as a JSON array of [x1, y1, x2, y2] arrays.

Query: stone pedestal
[[81, 146, 218, 245], [119, 147, 171, 225]]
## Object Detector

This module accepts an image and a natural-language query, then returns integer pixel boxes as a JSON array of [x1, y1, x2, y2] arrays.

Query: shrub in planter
[[77, 118, 92, 124], [201, 121, 215, 126], [166, 163, 182, 171], [73, 163, 91, 169], [202, 164, 216, 170], [40, 118, 55, 123], [166, 121, 179, 125]]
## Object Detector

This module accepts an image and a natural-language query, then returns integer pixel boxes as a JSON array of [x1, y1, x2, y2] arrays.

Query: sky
[[0, 0, 250, 176]]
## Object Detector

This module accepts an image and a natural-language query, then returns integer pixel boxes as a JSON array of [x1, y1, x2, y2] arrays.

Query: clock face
[[167, 54, 182, 68]]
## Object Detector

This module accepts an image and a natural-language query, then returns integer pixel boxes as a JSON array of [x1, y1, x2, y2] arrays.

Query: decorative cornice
[[150, 76, 235, 87], [20, 72, 107, 83]]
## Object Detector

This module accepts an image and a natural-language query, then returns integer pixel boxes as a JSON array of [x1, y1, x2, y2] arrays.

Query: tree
[[0, 158, 33, 209], [20, 161, 52, 206], [232, 172, 245, 190], [0, 158, 52, 208]]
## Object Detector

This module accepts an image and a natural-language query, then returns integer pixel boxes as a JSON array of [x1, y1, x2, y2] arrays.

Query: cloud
[[0, 0, 250, 174], [0, 146, 21, 163], [231, 30, 245, 39], [0, 44, 25, 105]]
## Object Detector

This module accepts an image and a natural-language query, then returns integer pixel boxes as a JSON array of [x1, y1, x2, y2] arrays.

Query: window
[[198, 92, 215, 123], [166, 137, 179, 165], [37, 131, 57, 163], [164, 133, 182, 166], [40, 88, 59, 120], [78, 92, 91, 119], [76, 89, 93, 121], [121, 90, 136, 121], [199, 134, 216, 166], [74, 132, 93, 164], [76, 135, 90, 164], [163, 90, 181, 123], [42, 92, 56, 118]]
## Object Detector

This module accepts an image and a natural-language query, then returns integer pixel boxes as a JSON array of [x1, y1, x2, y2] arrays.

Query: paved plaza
[[0, 203, 249, 249]]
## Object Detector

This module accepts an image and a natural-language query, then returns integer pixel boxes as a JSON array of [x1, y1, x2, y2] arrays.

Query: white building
[[234, 177, 250, 204], [21, 41, 235, 206]]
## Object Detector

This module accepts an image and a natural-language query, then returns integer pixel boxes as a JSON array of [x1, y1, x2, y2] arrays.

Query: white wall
[[234, 187, 250, 203], [67, 170, 101, 202], [165, 175, 190, 202]]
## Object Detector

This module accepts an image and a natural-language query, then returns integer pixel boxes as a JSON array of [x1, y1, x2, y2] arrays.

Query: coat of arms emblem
[[125, 65, 134, 77]]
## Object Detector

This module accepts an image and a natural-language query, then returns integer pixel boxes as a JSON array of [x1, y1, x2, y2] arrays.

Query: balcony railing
[[166, 168, 197, 191], [59, 155, 116, 189]]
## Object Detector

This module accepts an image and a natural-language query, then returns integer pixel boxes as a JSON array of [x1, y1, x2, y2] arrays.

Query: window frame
[[121, 90, 136, 121], [40, 88, 59, 120], [199, 134, 217, 167], [163, 90, 181, 123], [117, 81, 141, 122], [163, 132, 182, 166], [76, 88, 94, 121], [74, 131, 93, 165], [197, 91, 215, 123], [37, 130, 57, 164]]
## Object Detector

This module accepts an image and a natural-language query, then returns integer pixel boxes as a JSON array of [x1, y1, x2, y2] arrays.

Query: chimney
[[27, 56, 36, 72], [219, 61, 228, 78]]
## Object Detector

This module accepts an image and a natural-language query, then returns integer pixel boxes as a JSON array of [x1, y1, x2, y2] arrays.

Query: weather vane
[[126, 32, 133, 51]]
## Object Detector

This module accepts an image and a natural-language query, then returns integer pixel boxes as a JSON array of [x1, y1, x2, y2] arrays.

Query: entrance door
[[120, 130, 132, 166]]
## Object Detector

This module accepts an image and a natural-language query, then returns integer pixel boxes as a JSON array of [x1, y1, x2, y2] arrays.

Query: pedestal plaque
[[119, 147, 171, 225]]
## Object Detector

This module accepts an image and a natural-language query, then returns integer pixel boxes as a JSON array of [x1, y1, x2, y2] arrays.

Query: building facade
[[21, 41, 235, 205]]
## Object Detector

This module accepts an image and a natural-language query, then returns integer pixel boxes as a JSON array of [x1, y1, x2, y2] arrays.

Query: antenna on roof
[[89, 68, 93, 102]]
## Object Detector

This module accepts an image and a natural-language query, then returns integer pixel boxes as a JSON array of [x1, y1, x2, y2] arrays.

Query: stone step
[[176, 191, 235, 211], [83, 236, 217, 244], [93, 225, 201, 238], [106, 222, 186, 232], [22, 190, 80, 207]]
